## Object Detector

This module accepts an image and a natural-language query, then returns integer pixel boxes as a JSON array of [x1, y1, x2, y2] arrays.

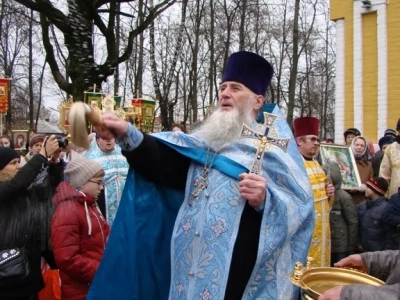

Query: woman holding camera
[[0, 136, 59, 300]]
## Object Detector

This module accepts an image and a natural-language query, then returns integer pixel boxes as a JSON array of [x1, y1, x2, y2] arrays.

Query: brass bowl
[[299, 267, 384, 298], [291, 259, 384, 299]]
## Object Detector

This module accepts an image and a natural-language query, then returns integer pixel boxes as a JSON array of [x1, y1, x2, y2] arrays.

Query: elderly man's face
[[218, 81, 263, 116]]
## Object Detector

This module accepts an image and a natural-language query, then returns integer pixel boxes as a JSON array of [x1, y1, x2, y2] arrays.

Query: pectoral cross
[[240, 112, 290, 175], [189, 168, 210, 206]]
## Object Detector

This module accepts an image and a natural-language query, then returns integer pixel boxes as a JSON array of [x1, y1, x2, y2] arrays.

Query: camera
[[56, 136, 69, 148]]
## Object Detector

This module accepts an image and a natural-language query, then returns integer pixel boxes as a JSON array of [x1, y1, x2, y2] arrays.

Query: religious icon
[[57, 97, 73, 133], [12, 130, 28, 150], [145, 107, 152, 117], [319, 144, 361, 189], [65, 109, 70, 126], [91, 100, 99, 110], [0, 86, 5, 95]]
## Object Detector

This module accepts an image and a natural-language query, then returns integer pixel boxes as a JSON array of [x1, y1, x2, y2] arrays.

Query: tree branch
[[97, 9, 135, 18], [39, 13, 70, 92], [117, 0, 176, 64], [91, 10, 108, 36], [94, 0, 136, 9], [13, 0, 70, 32], [106, 0, 117, 60]]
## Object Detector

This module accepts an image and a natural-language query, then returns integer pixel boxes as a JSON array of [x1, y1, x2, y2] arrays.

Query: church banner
[[85, 92, 103, 111], [0, 78, 10, 113], [114, 96, 123, 108]]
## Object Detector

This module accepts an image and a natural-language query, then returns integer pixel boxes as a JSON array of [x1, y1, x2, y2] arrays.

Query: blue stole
[[87, 141, 247, 300], [87, 104, 315, 300]]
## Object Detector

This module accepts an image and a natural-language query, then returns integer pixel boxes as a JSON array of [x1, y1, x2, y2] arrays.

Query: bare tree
[[150, 0, 188, 130], [13, 0, 177, 100], [286, 0, 317, 128], [0, 0, 31, 129], [186, 0, 206, 122]]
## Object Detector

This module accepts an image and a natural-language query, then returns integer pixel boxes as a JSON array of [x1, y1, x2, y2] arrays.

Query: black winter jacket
[[382, 191, 400, 250], [372, 150, 384, 177], [0, 154, 64, 298], [358, 196, 390, 252]]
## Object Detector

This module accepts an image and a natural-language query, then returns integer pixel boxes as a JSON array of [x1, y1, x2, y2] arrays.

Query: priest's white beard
[[193, 99, 255, 147]]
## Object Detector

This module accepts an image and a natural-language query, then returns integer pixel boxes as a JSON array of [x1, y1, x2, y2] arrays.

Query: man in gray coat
[[319, 251, 400, 299], [323, 162, 358, 265]]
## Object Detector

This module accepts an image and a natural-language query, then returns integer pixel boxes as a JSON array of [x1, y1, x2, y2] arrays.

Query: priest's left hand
[[318, 285, 343, 300], [326, 183, 335, 197], [239, 173, 266, 208]]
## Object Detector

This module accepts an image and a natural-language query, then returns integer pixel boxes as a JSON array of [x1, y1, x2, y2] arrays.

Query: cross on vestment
[[191, 169, 209, 199], [240, 112, 290, 175], [190, 163, 214, 205]]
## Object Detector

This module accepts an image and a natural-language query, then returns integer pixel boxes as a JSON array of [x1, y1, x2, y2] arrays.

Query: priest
[[294, 116, 334, 267], [87, 51, 315, 300]]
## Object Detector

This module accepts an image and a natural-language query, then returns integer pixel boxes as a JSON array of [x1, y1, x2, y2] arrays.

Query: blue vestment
[[87, 104, 314, 300], [84, 139, 129, 227]]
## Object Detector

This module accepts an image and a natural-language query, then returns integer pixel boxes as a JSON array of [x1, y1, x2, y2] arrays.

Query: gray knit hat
[[65, 156, 103, 189]]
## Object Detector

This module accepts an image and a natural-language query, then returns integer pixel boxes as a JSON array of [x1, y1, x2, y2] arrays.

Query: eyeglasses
[[89, 180, 104, 187], [308, 137, 321, 143]]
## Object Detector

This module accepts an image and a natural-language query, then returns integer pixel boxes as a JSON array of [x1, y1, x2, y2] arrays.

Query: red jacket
[[51, 182, 110, 300]]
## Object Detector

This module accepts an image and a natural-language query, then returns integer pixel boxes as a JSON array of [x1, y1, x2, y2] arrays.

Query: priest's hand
[[318, 286, 343, 300], [326, 183, 335, 197], [239, 173, 266, 208], [95, 114, 129, 138]]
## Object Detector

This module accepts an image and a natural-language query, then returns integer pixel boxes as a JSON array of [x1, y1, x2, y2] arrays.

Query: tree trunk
[[36, 60, 47, 130], [28, 9, 34, 131], [287, 0, 300, 129], [114, 2, 121, 96], [135, 0, 144, 96], [238, 0, 247, 50], [275, 0, 288, 107], [221, 0, 238, 72], [208, 0, 215, 107], [189, 0, 204, 123]]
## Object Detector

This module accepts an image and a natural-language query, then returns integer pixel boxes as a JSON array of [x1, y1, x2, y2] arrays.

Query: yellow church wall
[[343, 2, 354, 130], [387, 1, 400, 129], [329, 0, 355, 130], [330, 0, 344, 20], [362, 12, 378, 141], [330, 0, 399, 143]]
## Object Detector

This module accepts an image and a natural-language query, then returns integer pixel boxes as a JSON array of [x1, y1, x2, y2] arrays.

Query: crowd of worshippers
[[1, 121, 400, 300], [1, 51, 400, 300]]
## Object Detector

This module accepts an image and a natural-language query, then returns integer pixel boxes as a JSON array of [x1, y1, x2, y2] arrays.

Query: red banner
[[0, 79, 10, 113]]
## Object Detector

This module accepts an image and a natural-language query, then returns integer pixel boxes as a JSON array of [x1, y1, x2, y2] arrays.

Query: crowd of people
[[0, 51, 400, 300]]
